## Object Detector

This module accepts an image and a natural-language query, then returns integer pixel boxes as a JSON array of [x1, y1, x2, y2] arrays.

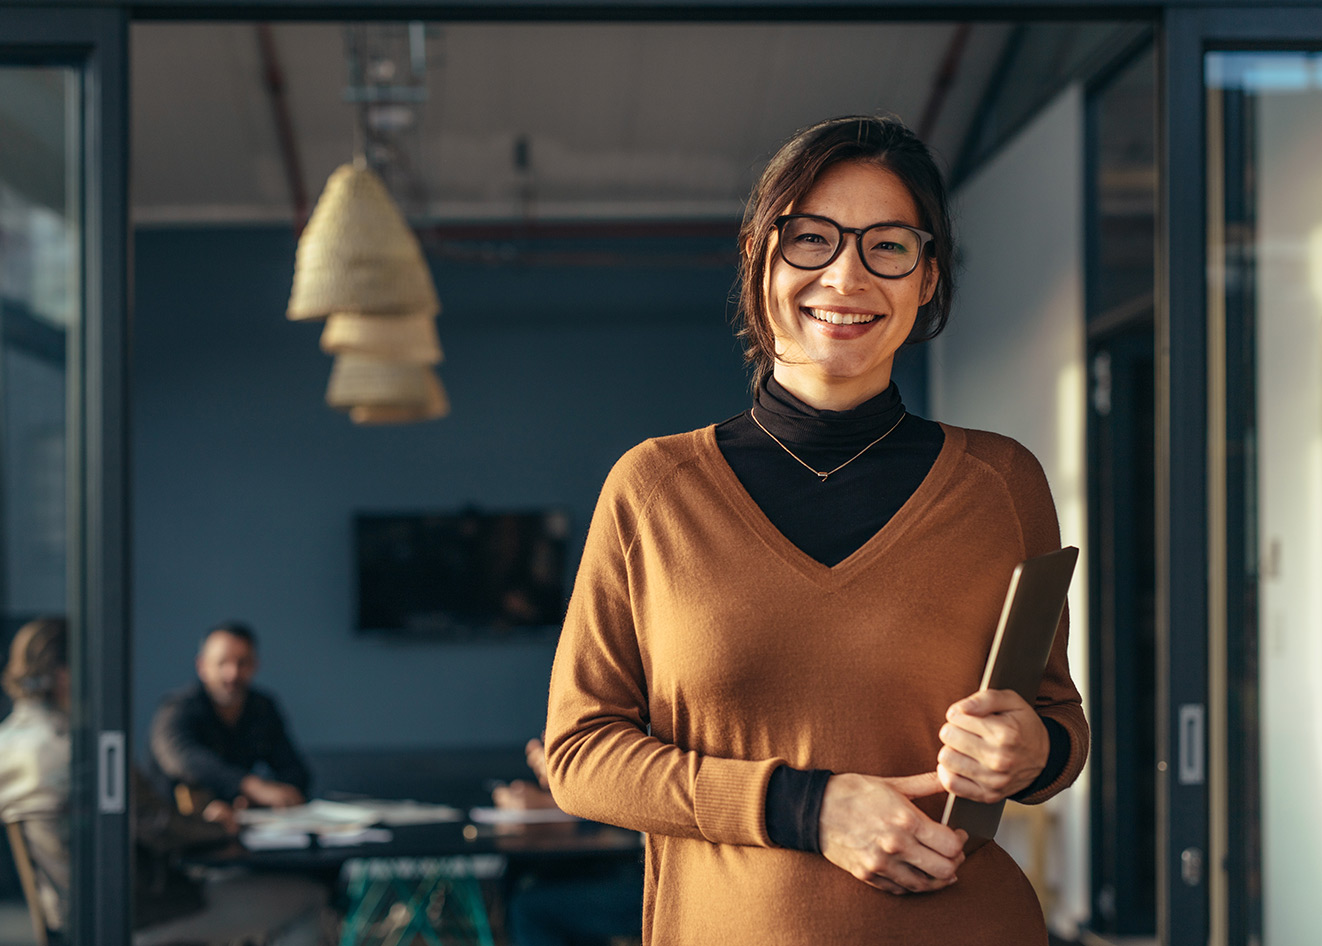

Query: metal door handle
[[1181, 846, 1203, 886], [98, 731, 125, 813]]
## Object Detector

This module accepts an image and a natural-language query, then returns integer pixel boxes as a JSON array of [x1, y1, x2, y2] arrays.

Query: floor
[[0, 898, 36, 945]]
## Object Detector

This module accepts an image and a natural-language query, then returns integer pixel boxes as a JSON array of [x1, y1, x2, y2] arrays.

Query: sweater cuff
[[765, 765, 833, 852], [693, 756, 786, 846], [1011, 716, 1070, 802]]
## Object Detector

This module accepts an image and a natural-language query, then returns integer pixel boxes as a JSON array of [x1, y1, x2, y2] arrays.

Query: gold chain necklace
[[749, 409, 907, 482]]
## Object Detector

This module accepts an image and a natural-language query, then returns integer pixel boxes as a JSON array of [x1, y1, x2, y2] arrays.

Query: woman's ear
[[920, 259, 940, 307]]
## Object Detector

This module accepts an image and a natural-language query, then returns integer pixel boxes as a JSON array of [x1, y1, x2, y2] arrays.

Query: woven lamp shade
[[320, 312, 442, 365], [325, 353, 449, 424], [350, 374, 450, 425], [288, 163, 439, 321]]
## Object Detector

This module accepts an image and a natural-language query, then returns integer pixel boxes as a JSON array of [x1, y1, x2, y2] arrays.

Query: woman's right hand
[[818, 771, 967, 895]]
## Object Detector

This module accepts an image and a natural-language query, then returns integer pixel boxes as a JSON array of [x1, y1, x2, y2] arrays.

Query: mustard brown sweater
[[546, 423, 1088, 945]]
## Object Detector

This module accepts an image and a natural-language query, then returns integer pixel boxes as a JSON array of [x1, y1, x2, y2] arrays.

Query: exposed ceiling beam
[[256, 24, 310, 232], [918, 23, 972, 142]]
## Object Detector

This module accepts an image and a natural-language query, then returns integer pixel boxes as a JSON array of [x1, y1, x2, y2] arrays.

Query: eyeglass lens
[[779, 216, 923, 278]]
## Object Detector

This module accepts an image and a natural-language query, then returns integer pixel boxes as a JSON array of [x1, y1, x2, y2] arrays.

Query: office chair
[[5, 821, 50, 946]]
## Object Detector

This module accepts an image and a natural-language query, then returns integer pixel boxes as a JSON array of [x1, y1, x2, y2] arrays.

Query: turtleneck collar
[[752, 376, 907, 448]]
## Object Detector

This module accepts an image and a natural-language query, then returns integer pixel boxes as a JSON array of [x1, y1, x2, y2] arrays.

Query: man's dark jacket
[[149, 683, 310, 802]]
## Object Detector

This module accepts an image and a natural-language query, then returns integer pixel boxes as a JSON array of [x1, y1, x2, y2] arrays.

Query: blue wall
[[131, 225, 928, 753]]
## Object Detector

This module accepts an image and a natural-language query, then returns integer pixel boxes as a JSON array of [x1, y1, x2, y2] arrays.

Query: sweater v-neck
[[696, 422, 966, 590]]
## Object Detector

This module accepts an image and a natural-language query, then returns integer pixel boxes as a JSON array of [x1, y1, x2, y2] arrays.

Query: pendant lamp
[[348, 375, 450, 425], [287, 161, 450, 425], [320, 311, 442, 365], [287, 162, 439, 321]]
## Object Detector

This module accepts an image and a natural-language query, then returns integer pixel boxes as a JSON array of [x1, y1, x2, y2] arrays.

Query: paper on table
[[240, 827, 313, 851], [352, 800, 464, 826], [237, 799, 378, 831], [468, 806, 581, 825], [317, 826, 393, 847]]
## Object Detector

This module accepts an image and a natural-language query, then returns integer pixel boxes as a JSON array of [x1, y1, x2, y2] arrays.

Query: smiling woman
[[762, 161, 939, 410], [543, 115, 1087, 946]]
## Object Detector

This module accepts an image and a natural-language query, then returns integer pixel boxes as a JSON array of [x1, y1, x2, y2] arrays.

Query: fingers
[[902, 837, 965, 882], [871, 876, 910, 896], [819, 773, 965, 896], [851, 850, 958, 894], [951, 688, 1028, 715], [886, 770, 943, 799], [937, 761, 1000, 803], [945, 704, 999, 741], [910, 808, 969, 860], [938, 734, 1017, 802], [940, 694, 1051, 802], [869, 840, 964, 893], [948, 688, 1032, 726]]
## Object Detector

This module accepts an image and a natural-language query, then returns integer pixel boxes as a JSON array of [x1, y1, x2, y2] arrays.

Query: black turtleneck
[[714, 377, 942, 567], [714, 377, 1070, 852]]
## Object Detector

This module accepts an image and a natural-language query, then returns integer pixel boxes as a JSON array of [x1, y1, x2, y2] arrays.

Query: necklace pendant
[[817, 472, 829, 482]]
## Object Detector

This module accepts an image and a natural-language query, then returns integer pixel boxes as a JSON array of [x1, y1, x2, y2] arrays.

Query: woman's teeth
[[805, 308, 878, 325]]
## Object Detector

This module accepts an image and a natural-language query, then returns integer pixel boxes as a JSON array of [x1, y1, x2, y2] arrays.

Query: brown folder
[[940, 546, 1079, 841]]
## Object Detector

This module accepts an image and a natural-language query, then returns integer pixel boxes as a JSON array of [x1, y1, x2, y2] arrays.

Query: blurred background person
[[0, 616, 326, 944], [494, 737, 643, 946], [0, 618, 70, 943], [150, 621, 309, 817]]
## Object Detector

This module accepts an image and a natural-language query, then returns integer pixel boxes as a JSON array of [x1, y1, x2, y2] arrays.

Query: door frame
[[10, 2, 1322, 943], [1162, 7, 1322, 946], [0, 8, 131, 946]]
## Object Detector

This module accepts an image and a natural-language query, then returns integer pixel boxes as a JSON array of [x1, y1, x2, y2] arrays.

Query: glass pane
[[1086, 43, 1157, 940], [0, 65, 78, 944], [1208, 50, 1322, 946]]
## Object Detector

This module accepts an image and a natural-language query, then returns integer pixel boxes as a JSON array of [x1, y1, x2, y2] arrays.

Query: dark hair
[[736, 115, 957, 387], [3, 617, 68, 701], [201, 621, 258, 652]]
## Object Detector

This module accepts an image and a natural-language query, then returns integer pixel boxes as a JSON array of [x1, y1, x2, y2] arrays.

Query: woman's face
[[763, 160, 938, 410]]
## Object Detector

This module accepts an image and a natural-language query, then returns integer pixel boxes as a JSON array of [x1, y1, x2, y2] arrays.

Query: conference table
[[190, 812, 643, 946]]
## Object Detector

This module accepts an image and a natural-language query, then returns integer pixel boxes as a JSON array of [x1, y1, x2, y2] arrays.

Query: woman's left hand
[[937, 690, 1049, 803]]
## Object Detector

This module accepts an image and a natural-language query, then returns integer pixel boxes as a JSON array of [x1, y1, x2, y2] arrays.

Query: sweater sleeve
[[545, 449, 784, 848], [1004, 444, 1090, 805]]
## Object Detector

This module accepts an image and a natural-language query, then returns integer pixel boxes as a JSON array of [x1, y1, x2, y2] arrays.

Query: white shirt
[[0, 698, 70, 930]]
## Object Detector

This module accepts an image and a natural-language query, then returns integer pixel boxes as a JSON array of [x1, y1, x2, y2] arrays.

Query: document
[[940, 546, 1079, 841], [468, 806, 581, 825]]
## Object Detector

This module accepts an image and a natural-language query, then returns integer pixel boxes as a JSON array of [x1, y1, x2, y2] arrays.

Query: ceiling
[[130, 21, 1019, 226]]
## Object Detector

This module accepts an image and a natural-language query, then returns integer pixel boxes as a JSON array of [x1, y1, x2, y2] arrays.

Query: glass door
[[1207, 47, 1322, 946], [0, 9, 130, 945], [0, 61, 78, 942]]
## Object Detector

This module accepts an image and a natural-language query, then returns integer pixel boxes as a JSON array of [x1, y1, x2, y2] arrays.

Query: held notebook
[[940, 546, 1080, 841]]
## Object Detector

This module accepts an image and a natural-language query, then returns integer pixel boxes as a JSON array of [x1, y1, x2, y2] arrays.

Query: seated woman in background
[[545, 115, 1088, 945], [0, 618, 71, 943]]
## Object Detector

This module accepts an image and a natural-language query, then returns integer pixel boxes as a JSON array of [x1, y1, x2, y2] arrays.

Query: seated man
[[150, 622, 309, 815]]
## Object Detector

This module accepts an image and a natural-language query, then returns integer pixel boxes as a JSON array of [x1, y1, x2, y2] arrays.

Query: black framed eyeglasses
[[773, 214, 934, 279]]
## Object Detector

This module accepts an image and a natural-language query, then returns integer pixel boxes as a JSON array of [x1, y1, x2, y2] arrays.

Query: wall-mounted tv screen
[[355, 509, 570, 639]]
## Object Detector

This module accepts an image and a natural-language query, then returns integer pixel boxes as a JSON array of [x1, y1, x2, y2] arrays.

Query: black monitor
[[355, 509, 570, 639]]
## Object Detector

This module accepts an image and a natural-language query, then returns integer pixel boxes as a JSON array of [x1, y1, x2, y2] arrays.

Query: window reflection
[[1209, 49, 1322, 946], [0, 65, 76, 945]]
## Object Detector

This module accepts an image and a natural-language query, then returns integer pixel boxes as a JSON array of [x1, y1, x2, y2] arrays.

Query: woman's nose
[[819, 235, 871, 292]]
